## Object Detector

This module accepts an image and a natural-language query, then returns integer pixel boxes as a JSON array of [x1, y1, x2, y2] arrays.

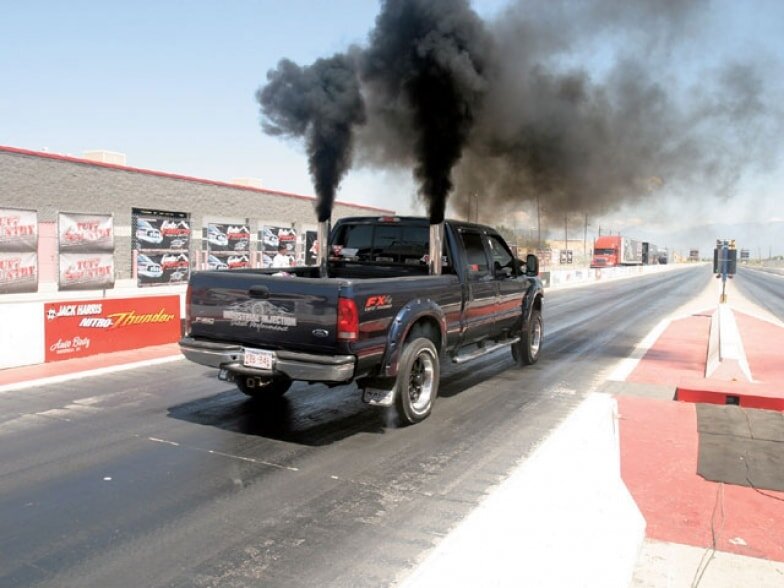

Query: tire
[[394, 337, 440, 425], [512, 308, 543, 366], [236, 375, 292, 399]]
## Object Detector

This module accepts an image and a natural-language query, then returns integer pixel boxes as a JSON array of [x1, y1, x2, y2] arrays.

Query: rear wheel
[[512, 308, 543, 366], [235, 375, 292, 399], [394, 338, 439, 425]]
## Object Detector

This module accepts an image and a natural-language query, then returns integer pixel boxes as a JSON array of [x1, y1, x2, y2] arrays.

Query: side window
[[487, 234, 515, 274], [461, 231, 489, 274]]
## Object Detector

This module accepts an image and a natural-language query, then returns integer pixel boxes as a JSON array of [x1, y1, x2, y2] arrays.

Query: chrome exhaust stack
[[429, 223, 444, 276], [317, 219, 331, 278]]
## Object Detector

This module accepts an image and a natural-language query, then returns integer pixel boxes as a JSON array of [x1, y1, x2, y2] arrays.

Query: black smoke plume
[[361, 0, 491, 223], [258, 0, 782, 225], [446, 0, 782, 223], [257, 54, 365, 222]]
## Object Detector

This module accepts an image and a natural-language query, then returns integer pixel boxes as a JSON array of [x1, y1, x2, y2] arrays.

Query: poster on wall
[[0, 252, 38, 294], [305, 230, 318, 266], [58, 212, 114, 252], [59, 253, 115, 290], [258, 225, 296, 267], [205, 223, 250, 253], [132, 208, 191, 286], [57, 211, 115, 291], [136, 252, 190, 286], [0, 207, 38, 252], [44, 295, 181, 362], [133, 208, 191, 251], [0, 207, 38, 293]]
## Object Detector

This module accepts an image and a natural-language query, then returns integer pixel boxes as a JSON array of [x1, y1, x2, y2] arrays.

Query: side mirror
[[525, 254, 539, 276]]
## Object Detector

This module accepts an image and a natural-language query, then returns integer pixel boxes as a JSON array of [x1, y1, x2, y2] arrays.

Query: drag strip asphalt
[[0, 265, 713, 587], [734, 266, 784, 322]]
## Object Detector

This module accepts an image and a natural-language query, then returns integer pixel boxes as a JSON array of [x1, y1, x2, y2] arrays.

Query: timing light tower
[[713, 239, 737, 303]]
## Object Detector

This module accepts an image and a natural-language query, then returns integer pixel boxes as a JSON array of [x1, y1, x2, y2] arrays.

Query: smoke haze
[[258, 0, 783, 224]]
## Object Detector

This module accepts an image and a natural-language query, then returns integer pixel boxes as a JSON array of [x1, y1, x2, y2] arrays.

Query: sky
[[1, 1, 783, 254]]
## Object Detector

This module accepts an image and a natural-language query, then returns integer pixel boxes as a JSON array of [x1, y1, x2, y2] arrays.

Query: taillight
[[337, 297, 359, 341]]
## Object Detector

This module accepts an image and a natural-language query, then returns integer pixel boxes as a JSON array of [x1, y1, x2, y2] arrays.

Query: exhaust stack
[[429, 223, 444, 276], [317, 219, 331, 278]]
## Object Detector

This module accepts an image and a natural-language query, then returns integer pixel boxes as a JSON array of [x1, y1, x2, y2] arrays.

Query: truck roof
[[334, 216, 495, 233]]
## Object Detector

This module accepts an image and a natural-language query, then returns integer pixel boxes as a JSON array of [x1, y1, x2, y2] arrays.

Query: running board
[[452, 337, 520, 365]]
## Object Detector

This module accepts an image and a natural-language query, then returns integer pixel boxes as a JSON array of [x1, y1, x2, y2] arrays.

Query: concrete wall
[[0, 147, 393, 281]]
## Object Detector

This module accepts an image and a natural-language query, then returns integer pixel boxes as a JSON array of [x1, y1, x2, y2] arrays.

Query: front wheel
[[394, 338, 440, 425], [512, 308, 543, 366], [236, 375, 292, 399]]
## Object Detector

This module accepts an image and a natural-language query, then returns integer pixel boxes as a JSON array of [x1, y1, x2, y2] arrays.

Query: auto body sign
[[44, 295, 181, 362]]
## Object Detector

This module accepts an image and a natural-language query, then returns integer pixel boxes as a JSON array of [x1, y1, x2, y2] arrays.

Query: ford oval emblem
[[312, 329, 329, 338]]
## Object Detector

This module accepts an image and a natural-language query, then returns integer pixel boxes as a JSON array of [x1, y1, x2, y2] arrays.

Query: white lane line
[[0, 355, 184, 394], [145, 436, 299, 472], [607, 318, 672, 382]]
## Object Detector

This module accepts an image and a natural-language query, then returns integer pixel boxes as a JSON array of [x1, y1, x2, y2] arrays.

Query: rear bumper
[[179, 336, 356, 383]]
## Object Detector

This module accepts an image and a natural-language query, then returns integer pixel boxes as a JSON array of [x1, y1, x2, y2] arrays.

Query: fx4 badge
[[365, 295, 393, 311]]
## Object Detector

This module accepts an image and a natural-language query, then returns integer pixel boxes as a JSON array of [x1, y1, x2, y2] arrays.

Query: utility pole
[[583, 214, 588, 263], [564, 214, 568, 251], [536, 195, 541, 249]]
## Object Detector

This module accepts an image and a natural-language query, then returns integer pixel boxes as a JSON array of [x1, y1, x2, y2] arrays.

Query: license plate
[[243, 348, 274, 370]]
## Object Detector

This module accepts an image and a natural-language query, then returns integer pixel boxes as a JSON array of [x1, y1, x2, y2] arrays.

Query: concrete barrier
[[402, 394, 646, 588], [0, 283, 187, 370], [546, 262, 692, 291], [0, 302, 45, 369], [0, 263, 697, 371]]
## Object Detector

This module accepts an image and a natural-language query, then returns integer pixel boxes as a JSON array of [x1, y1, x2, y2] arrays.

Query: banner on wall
[[132, 208, 191, 252], [258, 225, 296, 267], [0, 207, 38, 252], [0, 252, 38, 294], [44, 295, 181, 362], [136, 252, 190, 286], [205, 223, 250, 254], [0, 207, 39, 293], [59, 253, 115, 290], [305, 230, 318, 266], [132, 208, 191, 286], [58, 212, 114, 252]]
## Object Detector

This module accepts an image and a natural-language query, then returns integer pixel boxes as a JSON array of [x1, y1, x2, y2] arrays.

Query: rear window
[[331, 222, 448, 267]]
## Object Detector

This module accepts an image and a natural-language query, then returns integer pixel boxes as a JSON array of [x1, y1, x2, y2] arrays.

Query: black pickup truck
[[180, 216, 543, 424]]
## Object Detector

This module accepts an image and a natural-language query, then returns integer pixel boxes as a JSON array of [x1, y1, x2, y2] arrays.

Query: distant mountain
[[612, 221, 783, 260]]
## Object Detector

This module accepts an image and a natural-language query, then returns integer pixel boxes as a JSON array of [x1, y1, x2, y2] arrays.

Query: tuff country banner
[[0, 252, 38, 294], [58, 212, 114, 253], [0, 207, 38, 293], [0, 207, 38, 252], [58, 252, 115, 291]]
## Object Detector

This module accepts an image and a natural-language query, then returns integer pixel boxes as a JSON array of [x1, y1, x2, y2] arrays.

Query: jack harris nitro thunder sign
[[44, 295, 181, 361]]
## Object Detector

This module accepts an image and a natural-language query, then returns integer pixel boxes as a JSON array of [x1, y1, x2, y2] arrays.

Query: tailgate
[[188, 271, 342, 353]]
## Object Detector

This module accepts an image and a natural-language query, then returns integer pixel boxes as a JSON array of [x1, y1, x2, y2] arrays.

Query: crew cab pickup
[[180, 217, 543, 424]]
